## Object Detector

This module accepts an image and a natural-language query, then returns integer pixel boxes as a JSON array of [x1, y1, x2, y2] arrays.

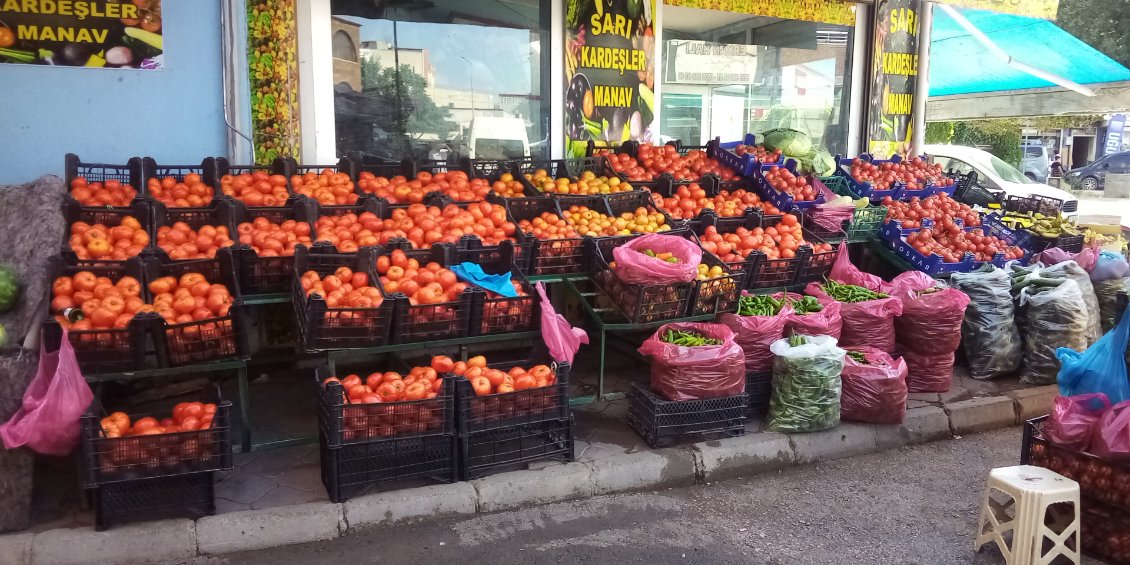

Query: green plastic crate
[[819, 176, 886, 243]]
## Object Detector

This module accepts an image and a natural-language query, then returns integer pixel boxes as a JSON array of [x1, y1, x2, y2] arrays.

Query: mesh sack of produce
[[950, 268, 1022, 380], [901, 350, 955, 393], [1056, 300, 1130, 404], [638, 322, 746, 402], [840, 347, 908, 424], [806, 281, 903, 353], [1090, 400, 1130, 461], [1044, 393, 1111, 452], [1094, 277, 1130, 333], [892, 284, 970, 356], [719, 294, 793, 374], [766, 334, 845, 433], [773, 292, 842, 340], [1019, 278, 1090, 385], [1038, 261, 1102, 345], [612, 233, 701, 285]]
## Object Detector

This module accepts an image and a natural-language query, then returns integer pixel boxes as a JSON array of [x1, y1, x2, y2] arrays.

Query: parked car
[[924, 144, 1078, 218], [1020, 143, 1050, 182], [1064, 150, 1130, 190]]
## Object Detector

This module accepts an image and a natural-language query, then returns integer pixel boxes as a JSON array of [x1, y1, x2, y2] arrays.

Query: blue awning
[[929, 7, 1130, 97]]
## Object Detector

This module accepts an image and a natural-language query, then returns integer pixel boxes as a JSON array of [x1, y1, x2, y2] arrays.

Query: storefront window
[[660, 5, 855, 156], [329, 0, 550, 163]]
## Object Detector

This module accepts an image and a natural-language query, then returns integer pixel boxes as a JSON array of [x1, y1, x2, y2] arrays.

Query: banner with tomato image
[[565, 0, 656, 158], [867, 0, 920, 159], [0, 0, 162, 68]]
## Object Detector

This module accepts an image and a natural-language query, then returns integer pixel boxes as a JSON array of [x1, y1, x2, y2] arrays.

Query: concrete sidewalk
[[2, 377, 1055, 565]]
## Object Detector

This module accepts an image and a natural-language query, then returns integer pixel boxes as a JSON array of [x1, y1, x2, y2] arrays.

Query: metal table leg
[[237, 366, 251, 453]]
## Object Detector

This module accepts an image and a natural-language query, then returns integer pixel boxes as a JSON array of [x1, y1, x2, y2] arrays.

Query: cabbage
[[761, 128, 812, 157], [796, 149, 836, 176]]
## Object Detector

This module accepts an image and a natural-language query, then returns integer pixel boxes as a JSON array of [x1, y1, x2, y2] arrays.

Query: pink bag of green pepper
[[840, 346, 908, 424], [1044, 393, 1111, 452], [773, 292, 842, 340], [1091, 400, 1130, 461], [718, 302, 793, 374], [638, 322, 746, 401], [891, 277, 970, 356], [805, 282, 903, 353], [613, 233, 701, 285]]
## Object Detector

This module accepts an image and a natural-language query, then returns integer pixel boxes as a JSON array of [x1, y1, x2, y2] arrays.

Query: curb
[[5, 385, 1054, 564]]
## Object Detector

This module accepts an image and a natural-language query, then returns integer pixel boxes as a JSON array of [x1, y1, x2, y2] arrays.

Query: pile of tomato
[[292, 169, 357, 206], [70, 177, 138, 207], [99, 402, 219, 440], [598, 150, 656, 182], [358, 170, 492, 204], [68, 216, 149, 261], [300, 265, 384, 312], [147, 174, 214, 208], [517, 212, 581, 240], [761, 166, 818, 202], [733, 144, 782, 163], [236, 217, 314, 257], [651, 183, 782, 220], [148, 272, 236, 327], [883, 193, 982, 230], [454, 354, 558, 397], [376, 249, 468, 306], [904, 225, 1025, 263], [562, 205, 669, 237], [220, 172, 291, 207], [156, 222, 235, 260], [698, 214, 831, 262], [849, 156, 954, 192], [51, 271, 146, 336], [637, 144, 739, 182]]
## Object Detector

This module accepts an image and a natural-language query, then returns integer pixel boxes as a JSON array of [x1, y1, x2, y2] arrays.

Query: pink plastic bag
[[808, 203, 854, 233], [806, 282, 903, 353], [1041, 245, 1098, 272], [840, 347, 909, 424], [613, 233, 701, 285], [828, 241, 890, 293], [893, 285, 970, 356], [535, 282, 588, 365], [1044, 393, 1111, 451], [774, 292, 842, 339], [718, 302, 792, 374], [638, 322, 746, 401], [901, 350, 955, 393], [1091, 400, 1130, 461], [0, 333, 93, 456]]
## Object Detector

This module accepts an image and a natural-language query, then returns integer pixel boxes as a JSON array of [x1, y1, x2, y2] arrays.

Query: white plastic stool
[[974, 465, 1081, 565]]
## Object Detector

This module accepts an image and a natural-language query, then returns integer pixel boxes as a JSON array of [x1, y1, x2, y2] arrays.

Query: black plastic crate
[[459, 416, 575, 481], [452, 241, 539, 336], [61, 198, 154, 263], [92, 471, 215, 531], [80, 384, 233, 487], [64, 153, 146, 207], [627, 383, 747, 449], [586, 238, 694, 324], [1079, 497, 1130, 565], [687, 250, 744, 317], [691, 214, 805, 290], [42, 256, 157, 374], [316, 368, 455, 447], [143, 157, 222, 209], [510, 157, 608, 196], [1004, 194, 1064, 217], [368, 245, 475, 344], [746, 370, 773, 416], [230, 199, 319, 295], [793, 234, 839, 286], [144, 256, 250, 367], [503, 196, 588, 276], [1025, 232, 1085, 254], [462, 156, 513, 182], [454, 362, 570, 434], [663, 139, 748, 190], [293, 246, 394, 351], [1022, 416, 1130, 513], [320, 430, 457, 503]]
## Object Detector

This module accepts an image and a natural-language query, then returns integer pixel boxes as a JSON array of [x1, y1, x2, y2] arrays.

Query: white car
[[924, 144, 1078, 218]]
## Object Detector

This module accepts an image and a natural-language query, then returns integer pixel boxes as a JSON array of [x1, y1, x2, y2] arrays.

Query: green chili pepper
[[820, 280, 888, 303], [661, 329, 722, 346]]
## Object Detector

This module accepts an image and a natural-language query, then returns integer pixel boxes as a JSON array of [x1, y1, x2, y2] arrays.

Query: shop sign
[[1103, 114, 1126, 157], [664, 40, 758, 85], [867, 0, 920, 159], [930, 0, 1058, 20], [662, 0, 855, 27], [0, 0, 163, 69], [565, 0, 657, 157]]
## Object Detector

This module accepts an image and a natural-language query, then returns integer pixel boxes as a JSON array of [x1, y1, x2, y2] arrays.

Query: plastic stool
[[974, 465, 1081, 565]]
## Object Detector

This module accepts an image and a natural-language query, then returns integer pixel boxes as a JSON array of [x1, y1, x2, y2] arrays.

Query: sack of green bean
[[638, 322, 746, 401], [805, 279, 903, 353], [772, 292, 842, 339], [718, 293, 793, 374], [766, 334, 845, 433]]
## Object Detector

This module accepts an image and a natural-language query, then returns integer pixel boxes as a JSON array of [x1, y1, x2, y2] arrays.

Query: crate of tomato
[[149, 199, 240, 285], [144, 256, 249, 367], [79, 384, 232, 530], [61, 198, 154, 264], [694, 212, 836, 290], [372, 246, 476, 344], [752, 159, 826, 211], [293, 246, 395, 351], [43, 256, 159, 374], [215, 157, 295, 209], [142, 157, 223, 212], [648, 174, 784, 231], [453, 240, 539, 336], [64, 153, 146, 210], [834, 154, 954, 202], [716, 133, 784, 176], [315, 361, 457, 502], [228, 198, 319, 295]]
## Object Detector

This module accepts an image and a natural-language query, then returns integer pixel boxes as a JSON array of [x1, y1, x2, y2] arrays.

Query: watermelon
[[0, 264, 18, 313]]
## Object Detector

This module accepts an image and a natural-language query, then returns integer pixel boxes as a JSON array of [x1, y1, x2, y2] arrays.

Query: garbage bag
[[893, 284, 970, 356], [840, 347, 908, 424], [535, 282, 588, 365], [1039, 261, 1102, 345], [1056, 302, 1130, 404], [773, 292, 842, 340], [1091, 400, 1130, 461], [1020, 279, 1091, 385], [766, 335, 845, 433], [1095, 277, 1130, 333], [613, 233, 701, 285], [1044, 393, 1111, 451], [639, 322, 745, 401], [719, 305, 792, 374], [0, 333, 92, 456], [950, 268, 1022, 380], [902, 350, 956, 393], [806, 282, 903, 353]]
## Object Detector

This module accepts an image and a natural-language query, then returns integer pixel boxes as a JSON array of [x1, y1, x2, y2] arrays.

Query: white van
[[925, 144, 1079, 219], [467, 116, 530, 160]]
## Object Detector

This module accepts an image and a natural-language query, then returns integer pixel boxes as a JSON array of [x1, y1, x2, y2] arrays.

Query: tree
[[1056, 0, 1130, 68], [360, 60, 455, 143], [925, 122, 954, 144]]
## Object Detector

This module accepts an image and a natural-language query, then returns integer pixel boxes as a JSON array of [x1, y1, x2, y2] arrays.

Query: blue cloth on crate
[[451, 262, 517, 297]]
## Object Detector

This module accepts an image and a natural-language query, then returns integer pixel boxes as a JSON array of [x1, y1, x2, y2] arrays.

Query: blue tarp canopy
[[929, 7, 1130, 97]]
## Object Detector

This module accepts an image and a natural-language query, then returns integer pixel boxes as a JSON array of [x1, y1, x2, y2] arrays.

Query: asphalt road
[[189, 428, 1104, 565]]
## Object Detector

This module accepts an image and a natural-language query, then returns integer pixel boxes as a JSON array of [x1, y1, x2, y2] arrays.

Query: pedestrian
[[1051, 153, 1065, 177]]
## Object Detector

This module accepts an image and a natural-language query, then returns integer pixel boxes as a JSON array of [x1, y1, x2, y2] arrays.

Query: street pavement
[[182, 427, 1106, 565], [1076, 192, 1130, 224]]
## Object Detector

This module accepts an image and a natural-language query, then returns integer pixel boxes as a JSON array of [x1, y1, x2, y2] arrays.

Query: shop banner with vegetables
[[662, 0, 855, 26], [565, 0, 656, 158], [867, 0, 920, 159], [0, 0, 162, 68], [932, 0, 1058, 19]]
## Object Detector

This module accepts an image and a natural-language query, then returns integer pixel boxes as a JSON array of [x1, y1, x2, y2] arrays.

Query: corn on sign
[[931, 0, 1058, 20], [0, 0, 163, 68]]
